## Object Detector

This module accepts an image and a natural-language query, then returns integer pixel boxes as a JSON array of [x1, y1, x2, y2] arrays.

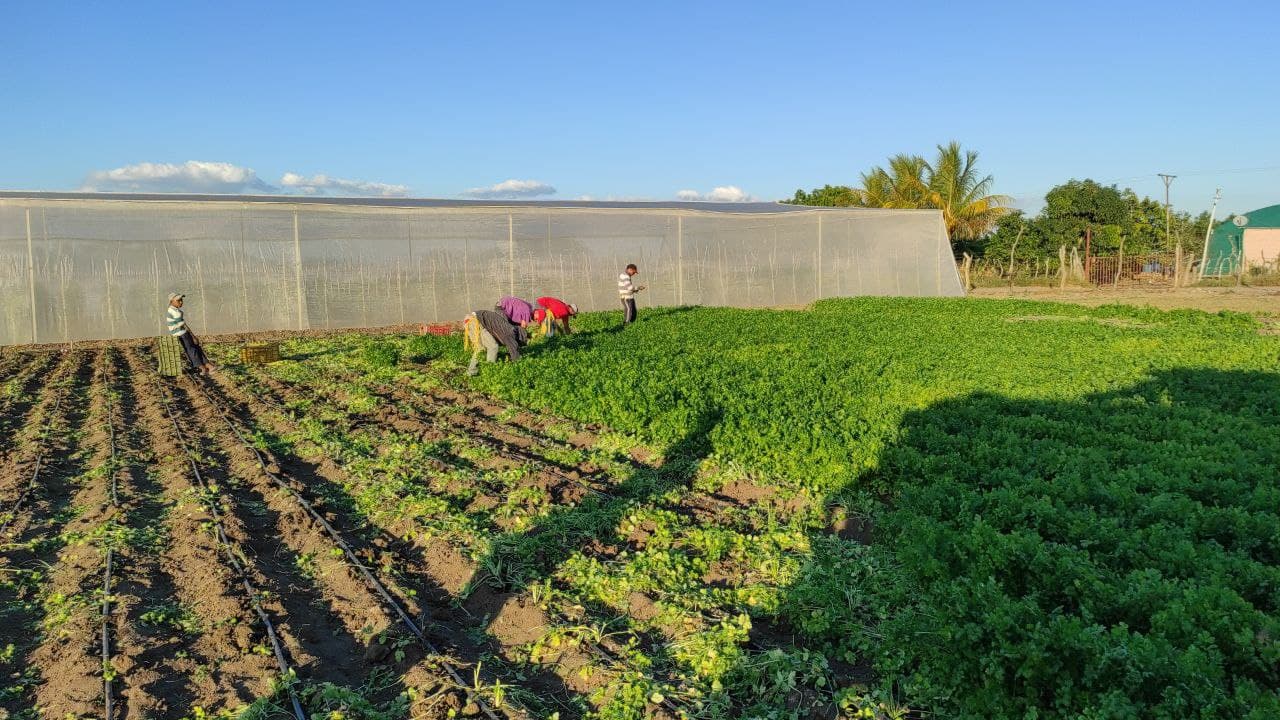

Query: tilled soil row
[[0, 351, 80, 509], [117, 349, 286, 714], [295, 366, 829, 705], [204, 364, 582, 716], [182, 372, 525, 719], [27, 350, 127, 719], [0, 351, 57, 456], [98, 348, 209, 720], [0, 350, 103, 719], [246, 368, 599, 526], [226, 364, 676, 712], [168, 376, 486, 704]]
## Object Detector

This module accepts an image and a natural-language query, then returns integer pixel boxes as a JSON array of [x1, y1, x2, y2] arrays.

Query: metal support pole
[[507, 212, 515, 296], [816, 213, 823, 299], [676, 215, 684, 305], [26, 209, 37, 344], [293, 209, 305, 330]]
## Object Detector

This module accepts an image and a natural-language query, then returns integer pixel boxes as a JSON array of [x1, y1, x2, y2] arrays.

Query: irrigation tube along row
[[100, 354, 118, 720], [0, 369, 68, 536], [236, 365, 680, 714], [148, 373, 309, 720], [244, 371, 683, 713], [186, 375, 510, 720]]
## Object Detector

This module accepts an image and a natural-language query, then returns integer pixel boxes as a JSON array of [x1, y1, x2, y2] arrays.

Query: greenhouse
[[0, 192, 962, 345]]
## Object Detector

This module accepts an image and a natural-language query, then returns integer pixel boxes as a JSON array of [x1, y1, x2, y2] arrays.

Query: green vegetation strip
[[455, 298, 1278, 719]]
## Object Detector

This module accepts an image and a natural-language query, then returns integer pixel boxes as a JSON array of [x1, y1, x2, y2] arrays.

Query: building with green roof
[[1203, 204, 1280, 275]]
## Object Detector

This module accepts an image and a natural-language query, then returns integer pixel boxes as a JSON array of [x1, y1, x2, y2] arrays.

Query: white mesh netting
[[0, 195, 962, 344]]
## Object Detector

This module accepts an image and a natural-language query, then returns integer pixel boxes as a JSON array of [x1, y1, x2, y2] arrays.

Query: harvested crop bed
[[1, 297, 1277, 720]]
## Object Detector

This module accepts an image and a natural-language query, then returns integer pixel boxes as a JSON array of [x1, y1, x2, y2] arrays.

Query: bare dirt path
[[970, 285, 1280, 315]]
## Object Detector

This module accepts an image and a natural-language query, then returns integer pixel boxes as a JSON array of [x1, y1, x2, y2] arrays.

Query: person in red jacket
[[534, 296, 578, 336]]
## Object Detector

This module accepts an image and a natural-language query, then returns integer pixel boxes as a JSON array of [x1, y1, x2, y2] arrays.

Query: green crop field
[[1, 298, 1276, 720]]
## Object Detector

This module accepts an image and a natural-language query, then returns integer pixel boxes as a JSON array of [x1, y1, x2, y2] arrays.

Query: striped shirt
[[166, 305, 188, 337], [618, 272, 637, 299]]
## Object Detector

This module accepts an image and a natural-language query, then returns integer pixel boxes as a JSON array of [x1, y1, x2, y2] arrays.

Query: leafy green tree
[[788, 142, 1011, 243], [787, 184, 860, 207]]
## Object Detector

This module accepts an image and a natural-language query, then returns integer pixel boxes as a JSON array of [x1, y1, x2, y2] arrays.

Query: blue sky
[[2, 0, 1278, 215]]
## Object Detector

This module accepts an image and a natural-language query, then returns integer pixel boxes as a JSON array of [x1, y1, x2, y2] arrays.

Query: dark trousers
[[178, 333, 208, 370], [622, 298, 636, 324]]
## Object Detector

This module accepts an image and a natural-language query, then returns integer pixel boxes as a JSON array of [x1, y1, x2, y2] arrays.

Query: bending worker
[[495, 295, 534, 327], [465, 308, 528, 376], [533, 296, 578, 337], [166, 292, 214, 374]]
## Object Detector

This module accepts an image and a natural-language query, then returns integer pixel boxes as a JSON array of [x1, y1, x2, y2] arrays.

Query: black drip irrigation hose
[[234, 371, 679, 713], [0, 382, 68, 536], [100, 356, 118, 720], [188, 376, 510, 720], [149, 374, 308, 720], [102, 546, 114, 720]]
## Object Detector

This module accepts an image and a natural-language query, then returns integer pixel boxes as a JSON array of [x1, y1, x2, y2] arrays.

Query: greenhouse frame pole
[[816, 213, 823, 299], [293, 209, 304, 330], [26, 209, 37, 344], [677, 215, 684, 305], [508, 212, 515, 296]]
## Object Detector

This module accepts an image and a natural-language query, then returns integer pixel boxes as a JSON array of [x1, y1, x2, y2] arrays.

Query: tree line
[[786, 144, 1213, 259]]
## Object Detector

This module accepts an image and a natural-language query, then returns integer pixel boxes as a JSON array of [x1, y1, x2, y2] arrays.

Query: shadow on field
[[785, 368, 1280, 718], [472, 406, 721, 591], [463, 408, 723, 713]]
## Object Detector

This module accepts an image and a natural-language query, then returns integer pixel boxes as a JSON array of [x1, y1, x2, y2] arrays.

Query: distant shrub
[[361, 341, 401, 368]]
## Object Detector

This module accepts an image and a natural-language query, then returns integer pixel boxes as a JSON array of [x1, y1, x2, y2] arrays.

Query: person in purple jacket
[[495, 296, 535, 327]]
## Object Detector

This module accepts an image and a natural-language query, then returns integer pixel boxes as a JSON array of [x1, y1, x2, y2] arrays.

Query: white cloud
[[676, 185, 754, 202], [280, 172, 408, 197], [81, 160, 277, 194], [462, 179, 557, 199]]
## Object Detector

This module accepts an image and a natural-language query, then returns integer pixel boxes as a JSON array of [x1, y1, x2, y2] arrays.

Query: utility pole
[[1158, 173, 1176, 251], [1198, 188, 1222, 279]]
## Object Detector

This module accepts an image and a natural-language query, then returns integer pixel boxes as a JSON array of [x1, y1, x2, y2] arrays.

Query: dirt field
[[0, 347, 642, 719], [970, 284, 1280, 315]]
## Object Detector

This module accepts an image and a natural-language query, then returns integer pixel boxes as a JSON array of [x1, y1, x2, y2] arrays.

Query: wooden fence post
[[962, 252, 972, 291], [1058, 245, 1068, 289], [1113, 236, 1125, 288]]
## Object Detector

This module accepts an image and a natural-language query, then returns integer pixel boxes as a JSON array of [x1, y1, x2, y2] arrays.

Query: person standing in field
[[534, 296, 578, 336], [166, 293, 214, 374], [495, 296, 535, 327], [465, 309, 529, 376], [618, 264, 645, 325]]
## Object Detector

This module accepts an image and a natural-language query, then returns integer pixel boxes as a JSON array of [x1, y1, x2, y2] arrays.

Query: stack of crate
[[156, 336, 186, 377]]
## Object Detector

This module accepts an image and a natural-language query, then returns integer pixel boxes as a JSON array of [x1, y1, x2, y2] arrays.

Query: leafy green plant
[[360, 341, 401, 369]]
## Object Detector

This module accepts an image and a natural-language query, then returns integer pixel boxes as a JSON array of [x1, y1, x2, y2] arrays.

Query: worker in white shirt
[[617, 263, 646, 325]]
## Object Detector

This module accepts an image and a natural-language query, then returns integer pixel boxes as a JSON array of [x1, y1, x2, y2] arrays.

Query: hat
[[568, 303, 578, 315], [168, 292, 185, 303]]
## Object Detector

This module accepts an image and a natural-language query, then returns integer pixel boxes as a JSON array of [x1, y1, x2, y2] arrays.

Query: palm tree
[[853, 142, 1010, 242], [923, 142, 1011, 241], [857, 154, 930, 208]]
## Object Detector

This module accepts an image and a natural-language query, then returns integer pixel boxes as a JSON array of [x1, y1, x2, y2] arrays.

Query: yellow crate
[[240, 342, 281, 364]]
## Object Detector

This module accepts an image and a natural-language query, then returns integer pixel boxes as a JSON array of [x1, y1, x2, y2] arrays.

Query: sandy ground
[[969, 285, 1280, 316]]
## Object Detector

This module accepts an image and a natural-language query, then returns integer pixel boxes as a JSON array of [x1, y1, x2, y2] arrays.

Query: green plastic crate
[[156, 335, 185, 377]]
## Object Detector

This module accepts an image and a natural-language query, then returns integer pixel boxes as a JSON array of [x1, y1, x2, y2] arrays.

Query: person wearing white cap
[[166, 293, 213, 374]]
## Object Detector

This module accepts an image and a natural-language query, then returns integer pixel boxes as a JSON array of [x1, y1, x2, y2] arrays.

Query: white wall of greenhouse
[[0, 195, 962, 345]]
